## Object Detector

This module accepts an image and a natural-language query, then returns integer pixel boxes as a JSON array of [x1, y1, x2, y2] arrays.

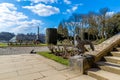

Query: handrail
[[86, 33, 120, 62]]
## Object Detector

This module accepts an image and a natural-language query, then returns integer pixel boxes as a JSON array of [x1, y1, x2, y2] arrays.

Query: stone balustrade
[[86, 33, 120, 62], [69, 33, 120, 74]]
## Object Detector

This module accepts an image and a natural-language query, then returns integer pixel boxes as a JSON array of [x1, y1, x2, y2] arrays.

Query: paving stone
[[69, 75, 97, 80], [20, 72, 44, 80], [60, 69, 81, 79], [0, 67, 17, 74], [14, 65, 33, 71], [0, 63, 15, 70], [38, 74, 68, 80], [2, 77, 19, 80], [0, 52, 97, 80], [0, 47, 49, 55], [40, 69, 59, 77], [18, 68, 41, 75], [33, 63, 52, 69], [46, 60, 68, 71], [0, 71, 18, 80]]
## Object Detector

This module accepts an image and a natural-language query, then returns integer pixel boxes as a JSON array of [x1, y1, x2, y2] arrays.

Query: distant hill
[[0, 32, 15, 42], [0, 32, 45, 43]]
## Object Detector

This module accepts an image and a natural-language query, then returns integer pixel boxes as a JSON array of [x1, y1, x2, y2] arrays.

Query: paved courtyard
[[0, 47, 95, 80], [0, 47, 49, 55]]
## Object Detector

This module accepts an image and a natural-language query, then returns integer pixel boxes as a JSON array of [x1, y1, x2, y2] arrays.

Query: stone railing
[[86, 33, 120, 62], [69, 33, 120, 74]]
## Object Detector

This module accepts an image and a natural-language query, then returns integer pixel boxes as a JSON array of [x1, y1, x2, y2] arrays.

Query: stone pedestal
[[69, 54, 94, 74], [69, 55, 84, 74]]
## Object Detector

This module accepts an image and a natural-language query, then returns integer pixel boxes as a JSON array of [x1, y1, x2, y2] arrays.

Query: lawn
[[0, 43, 8, 47], [37, 51, 69, 66], [8, 43, 47, 47], [37, 43, 47, 46]]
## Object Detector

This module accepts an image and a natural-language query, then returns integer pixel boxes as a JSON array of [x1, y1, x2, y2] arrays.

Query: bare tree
[[65, 13, 82, 37], [99, 8, 109, 39], [87, 12, 99, 40]]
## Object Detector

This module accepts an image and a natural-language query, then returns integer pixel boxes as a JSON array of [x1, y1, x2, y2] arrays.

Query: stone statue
[[74, 34, 94, 54]]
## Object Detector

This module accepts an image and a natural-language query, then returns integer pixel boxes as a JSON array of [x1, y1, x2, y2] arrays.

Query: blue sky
[[0, 0, 120, 34]]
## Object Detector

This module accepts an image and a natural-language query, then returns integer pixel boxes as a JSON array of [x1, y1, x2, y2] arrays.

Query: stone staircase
[[87, 47, 120, 80], [69, 33, 120, 80]]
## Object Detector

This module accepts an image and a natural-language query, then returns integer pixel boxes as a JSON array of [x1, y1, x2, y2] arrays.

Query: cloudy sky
[[0, 0, 119, 34]]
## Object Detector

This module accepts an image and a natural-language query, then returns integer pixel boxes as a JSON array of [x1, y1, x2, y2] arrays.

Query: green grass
[[9, 43, 47, 47], [37, 44, 47, 46], [37, 52, 69, 66], [0, 43, 8, 47]]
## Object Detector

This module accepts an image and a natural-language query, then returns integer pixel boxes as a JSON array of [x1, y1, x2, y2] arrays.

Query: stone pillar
[[69, 55, 84, 74], [69, 54, 94, 74]]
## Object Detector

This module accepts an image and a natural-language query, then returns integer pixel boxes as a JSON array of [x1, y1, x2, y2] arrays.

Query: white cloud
[[78, 3, 83, 6], [63, 3, 83, 14], [106, 11, 115, 17], [16, 0, 21, 2], [30, 0, 58, 4], [64, 0, 71, 4], [0, 3, 42, 34], [66, 5, 78, 13], [66, 9, 71, 13], [16, 0, 58, 4], [23, 3, 60, 16], [72, 6, 78, 11], [11, 19, 42, 33], [41, 27, 47, 33]]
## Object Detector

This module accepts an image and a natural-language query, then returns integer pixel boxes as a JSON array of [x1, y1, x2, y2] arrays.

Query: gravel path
[[0, 47, 50, 55]]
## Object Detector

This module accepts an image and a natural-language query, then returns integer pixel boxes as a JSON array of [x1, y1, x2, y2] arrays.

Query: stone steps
[[104, 56, 120, 64], [88, 68, 120, 80], [116, 47, 120, 51], [111, 51, 120, 57], [87, 47, 120, 80], [96, 61, 120, 75]]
